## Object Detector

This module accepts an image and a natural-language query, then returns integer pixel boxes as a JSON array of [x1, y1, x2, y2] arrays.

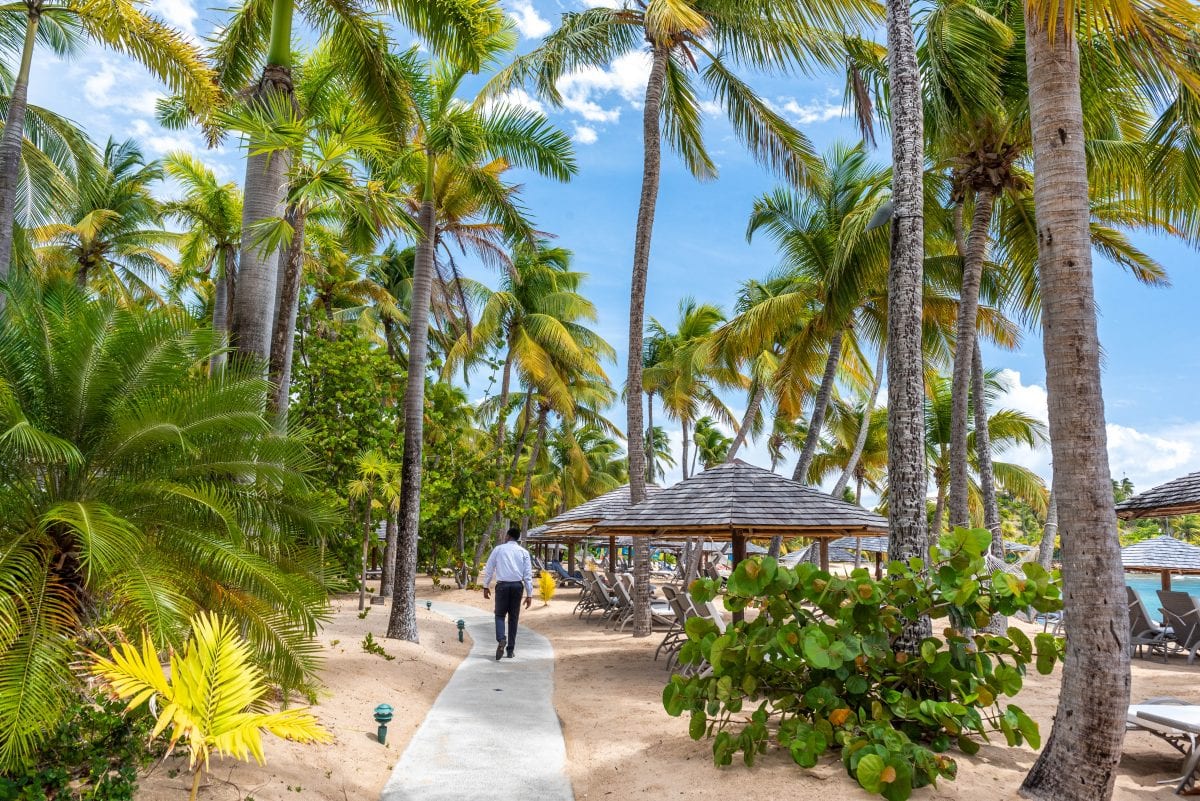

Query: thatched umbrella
[[1121, 535, 1200, 591], [1116, 471, 1200, 519], [596, 460, 887, 569], [530, 484, 663, 572]]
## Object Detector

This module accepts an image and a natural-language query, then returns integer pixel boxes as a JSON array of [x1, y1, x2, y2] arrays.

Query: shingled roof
[[545, 484, 662, 526], [595, 460, 888, 539], [1116, 472, 1200, 519], [1121, 535, 1200, 574]]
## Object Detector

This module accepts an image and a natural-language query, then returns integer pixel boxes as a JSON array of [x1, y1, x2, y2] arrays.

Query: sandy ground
[[421, 578, 1200, 801], [136, 595, 470, 801], [137, 577, 1200, 801]]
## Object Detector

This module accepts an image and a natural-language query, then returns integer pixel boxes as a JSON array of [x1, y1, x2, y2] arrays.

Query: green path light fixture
[[374, 703, 394, 744], [456, 619, 465, 642], [425, 600, 432, 611]]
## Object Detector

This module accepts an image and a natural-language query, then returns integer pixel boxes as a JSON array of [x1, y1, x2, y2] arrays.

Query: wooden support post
[[875, 551, 883, 580], [819, 538, 830, 572], [1163, 570, 1172, 592], [567, 540, 575, 574], [609, 535, 617, 572], [732, 532, 747, 624]]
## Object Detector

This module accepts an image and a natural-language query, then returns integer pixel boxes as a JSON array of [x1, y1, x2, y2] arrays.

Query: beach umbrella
[[1120, 535, 1200, 590], [1117, 471, 1200, 519], [595, 460, 887, 594]]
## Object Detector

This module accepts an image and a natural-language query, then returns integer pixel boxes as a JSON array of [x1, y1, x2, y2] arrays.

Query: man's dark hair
[[506, 526, 521, 541]]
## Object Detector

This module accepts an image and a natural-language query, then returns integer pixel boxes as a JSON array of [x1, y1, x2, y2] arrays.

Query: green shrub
[[662, 527, 1064, 801], [0, 694, 161, 801]]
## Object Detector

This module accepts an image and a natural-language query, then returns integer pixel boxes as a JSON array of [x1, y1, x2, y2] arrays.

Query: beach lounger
[[1128, 586, 1173, 662], [1159, 590, 1200, 663], [548, 561, 582, 588], [1128, 699, 1200, 793]]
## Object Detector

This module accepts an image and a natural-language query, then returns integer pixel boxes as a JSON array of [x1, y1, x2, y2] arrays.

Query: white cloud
[[699, 99, 722, 117], [129, 118, 203, 157], [573, 125, 598, 144], [506, 0, 551, 38], [148, 0, 199, 38], [555, 50, 650, 124], [484, 88, 546, 116], [774, 96, 845, 125], [993, 368, 1200, 495], [579, 0, 621, 7], [83, 59, 164, 115]]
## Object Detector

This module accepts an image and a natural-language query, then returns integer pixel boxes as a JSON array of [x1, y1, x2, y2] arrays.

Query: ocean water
[[1126, 573, 1200, 612]]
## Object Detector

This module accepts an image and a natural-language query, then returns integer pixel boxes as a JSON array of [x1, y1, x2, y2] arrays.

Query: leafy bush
[[0, 694, 161, 801], [538, 571, 557, 605], [0, 280, 334, 770], [89, 612, 333, 801], [662, 528, 1064, 801]]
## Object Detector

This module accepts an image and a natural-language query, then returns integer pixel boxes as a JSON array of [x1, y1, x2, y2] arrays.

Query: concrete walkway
[[379, 600, 573, 801]]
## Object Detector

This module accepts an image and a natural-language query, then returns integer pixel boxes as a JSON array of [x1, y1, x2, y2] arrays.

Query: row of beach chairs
[[1127, 587, 1200, 663]]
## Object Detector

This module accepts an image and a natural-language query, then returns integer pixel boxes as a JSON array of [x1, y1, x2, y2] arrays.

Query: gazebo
[[595, 461, 888, 572], [1120, 535, 1200, 591], [527, 484, 663, 572], [1116, 471, 1200, 519]]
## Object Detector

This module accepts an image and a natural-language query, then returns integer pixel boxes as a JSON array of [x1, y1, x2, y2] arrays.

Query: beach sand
[[138, 578, 1195, 800], [135, 595, 469, 801]]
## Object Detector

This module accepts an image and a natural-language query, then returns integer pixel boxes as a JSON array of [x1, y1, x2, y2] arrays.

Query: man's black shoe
[[496, 638, 506, 661], [505, 652, 514, 659]]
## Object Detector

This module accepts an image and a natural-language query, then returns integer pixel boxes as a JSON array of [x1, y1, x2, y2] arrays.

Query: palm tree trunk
[[0, 8, 39, 308], [833, 345, 885, 498], [680, 417, 690, 481], [1038, 488, 1057, 571], [792, 329, 844, 483], [230, 0, 294, 364], [972, 340, 1003, 554], [932, 481, 946, 539], [645, 391, 655, 482], [359, 500, 372, 611], [626, 44, 669, 639], [380, 511, 397, 598], [884, 0, 931, 648], [521, 406, 550, 533], [386, 197, 436, 644], [727, 382, 766, 463], [209, 246, 236, 374], [268, 204, 306, 418], [1019, 7, 1128, 798], [948, 188, 996, 529]]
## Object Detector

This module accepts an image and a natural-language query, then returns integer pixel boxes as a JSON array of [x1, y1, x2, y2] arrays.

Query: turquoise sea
[[1126, 573, 1200, 613]]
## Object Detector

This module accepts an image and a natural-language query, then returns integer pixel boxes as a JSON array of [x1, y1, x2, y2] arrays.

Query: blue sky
[[26, 0, 1200, 498]]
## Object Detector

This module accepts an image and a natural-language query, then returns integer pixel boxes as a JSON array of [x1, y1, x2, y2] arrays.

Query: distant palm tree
[[30, 139, 173, 305], [808, 398, 888, 504], [490, 0, 878, 636], [692, 417, 732, 471], [386, 41, 576, 644], [0, 0, 215, 297], [162, 152, 242, 372], [643, 298, 737, 481]]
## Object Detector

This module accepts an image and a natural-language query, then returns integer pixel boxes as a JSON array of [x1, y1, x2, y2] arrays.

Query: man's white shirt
[[482, 540, 534, 596]]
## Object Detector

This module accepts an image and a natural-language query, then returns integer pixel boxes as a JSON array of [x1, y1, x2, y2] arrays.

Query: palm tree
[[882, 0, 928, 579], [1017, 0, 1200, 788], [161, 152, 243, 372], [385, 42, 576, 644], [213, 0, 505, 367], [808, 398, 888, 504], [644, 425, 676, 482], [491, 0, 877, 637], [0, 278, 330, 770], [30, 139, 174, 305], [743, 143, 891, 485], [0, 0, 214, 301], [643, 298, 737, 481], [691, 417, 732, 470]]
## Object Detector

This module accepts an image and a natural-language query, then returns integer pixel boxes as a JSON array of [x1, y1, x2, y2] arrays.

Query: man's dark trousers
[[494, 581, 524, 653]]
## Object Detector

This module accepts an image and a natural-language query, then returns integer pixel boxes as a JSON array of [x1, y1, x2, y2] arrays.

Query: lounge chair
[[1159, 590, 1200, 663], [548, 561, 582, 588], [613, 576, 674, 632], [1128, 699, 1200, 793], [1128, 586, 1173, 662]]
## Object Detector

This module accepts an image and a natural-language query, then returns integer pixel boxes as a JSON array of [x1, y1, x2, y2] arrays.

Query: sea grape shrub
[[0, 694, 161, 801], [662, 527, 1064, 801]]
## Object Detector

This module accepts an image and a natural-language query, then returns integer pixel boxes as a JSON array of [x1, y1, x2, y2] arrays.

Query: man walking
[[481, 527, 533, 660]]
